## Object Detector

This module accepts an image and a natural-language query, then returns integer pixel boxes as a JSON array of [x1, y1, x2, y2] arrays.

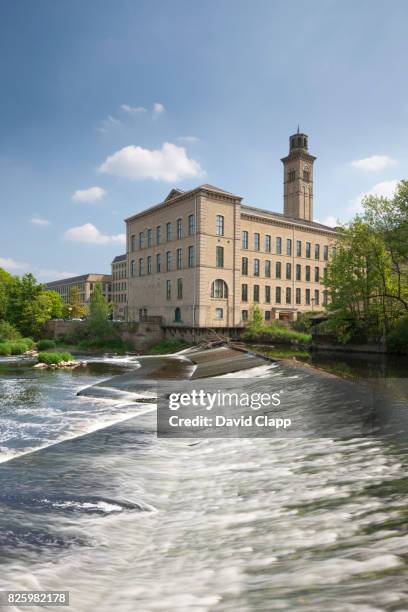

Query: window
[[176, 248, 182, 270], [275, 287, 281, 304], [314, 289, 319, 305], [323, 267, 328, 282], [332, 246, 337, 257], [276, 261, 282, 279], [242, 310, 248, 321], [286, 287, 291, 304], [147, 256, 152, 274], [314, 267, 320, 282], [188, 214, 195, 235], [130, 260, 135, 277], [286, 263, 292, 280], [139, 258, 144, 276], [265, 235, 271, 252], [139, 231, 144, 249], [296, 288, 301, 304], [303, 169, 310, 181], [265, 260, 271, 277], [177, 278, 183, 299], [156, 254, 161, 273], [296, 240, 302, 257], [147, 229, 152, 247], [242, 257, 248, 275], [241, 283, 248, 301], [166, 280, 171, 300], [216, 246, 224, 267], [156, 225, 161, 245], [131, 234, 135, 251], [166, 222, 172, 241], [288, 169, 296, 181], [324, 245, 329, 261], [254, 233, 260, 251], [323, 290, 328, 306], [176, 218, 183, 239], [265, 311, 271, 321], [254, 258, 260, 276], [253, 285, 260, 303], [315, 244, 320, 260], [296, 264, 301, 281], [215, 308, 224, 320], [265, 286, 271, 303], [306, 242, 311, 258], [174, 307, 181, 322], [286, 238, 292, 256], [305, 288, 310, 305], [305, 265, 311, 281], [276, 237, 282, 255], [188, 246, 195, 268], [242, 231, 248, 249], [166, 251, 172, 272], [216, 215, 224, 236], [211, 279, 228, 298]]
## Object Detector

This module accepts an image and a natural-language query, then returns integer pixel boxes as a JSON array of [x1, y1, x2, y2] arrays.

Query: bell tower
[[281, 128, 316, 221]]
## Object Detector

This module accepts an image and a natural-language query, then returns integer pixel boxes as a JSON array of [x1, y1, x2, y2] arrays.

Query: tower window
[[303, 170, 310, 181], [288, 169, 296, 182]]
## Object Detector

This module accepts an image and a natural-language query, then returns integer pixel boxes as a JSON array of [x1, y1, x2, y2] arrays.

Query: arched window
[[174, 307, 181, 322], [211, 279, 228, 299]]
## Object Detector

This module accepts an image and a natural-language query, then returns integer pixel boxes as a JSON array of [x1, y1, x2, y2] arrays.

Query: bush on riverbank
[[36, 339, 56, 351], [292, 311, 323, 333], [0, 321, 21, 342], [387, 316, 408, 354], [243, 306, 311, 345], [148, 339, 192, 354], [0, 338, 36, 355], [38, 351, 74, 365]]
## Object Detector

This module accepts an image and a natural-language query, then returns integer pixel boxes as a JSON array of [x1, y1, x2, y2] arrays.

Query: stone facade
[[111, 254, 128, 320], [124, 131, 337, 328], [46, 274, 112, 305]]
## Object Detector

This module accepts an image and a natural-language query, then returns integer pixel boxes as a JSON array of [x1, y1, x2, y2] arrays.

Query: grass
[[0, 339, 35, 356], [38, 351, 75, 365], [148, 339, 192, 354], [36, 339, 56, 351], [243, 322, 312, 345]]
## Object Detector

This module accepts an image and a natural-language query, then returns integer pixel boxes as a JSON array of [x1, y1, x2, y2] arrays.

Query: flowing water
[[0, 354, 407, 611]]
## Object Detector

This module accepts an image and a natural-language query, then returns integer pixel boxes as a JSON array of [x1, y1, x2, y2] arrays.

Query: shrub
[[387, 317, 408, 354], [292, 311, 323, 333], [0, 342, 12, 356], [22, 337, 36, 349], [37, 339, 56, 351], [0, 340, 33, 355], [0, 321, 21, 342], [243, 322, 311, 345], [38, 351, 75, 365]]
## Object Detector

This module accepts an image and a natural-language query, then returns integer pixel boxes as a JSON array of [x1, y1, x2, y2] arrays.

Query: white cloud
[[316, 215, 339, 228], [98, 142, 203, 182], [72, 186, 107, 203], [0, 257, 28, 271], [178, 136, 200, 143], [350, 179, 399, 213], [64, 223, 125, 245], [351, 155, 397, 172], [153, 102, 165, 115], [30, 216, 51, 226], [97, 115, 122, 133], [120, 104, 147, 114]]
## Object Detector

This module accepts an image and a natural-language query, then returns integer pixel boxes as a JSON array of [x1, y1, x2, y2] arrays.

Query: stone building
[[111, 254, 128, 320], [124, 130, 337, 327], [45, 274, 112, 306]]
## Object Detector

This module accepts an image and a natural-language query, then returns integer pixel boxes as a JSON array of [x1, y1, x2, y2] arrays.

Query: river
[[0, 352, 407, 611]]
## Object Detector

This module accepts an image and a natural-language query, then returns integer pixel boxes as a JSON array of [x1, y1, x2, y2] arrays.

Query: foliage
[[0, 268, 15, 320], [387, 316, 408, 354], [20, 290, 65, 337], [0, 339, 34, 355], [88, 281, 111, 339], [36, 339, 57, 351], [243, 323, 311, 345], [148, 339, 192, 354], [0, 320, 21, 342], [38, 351, 75, 365], [64, 286, 88, 319], [292, 311, 323, 333]]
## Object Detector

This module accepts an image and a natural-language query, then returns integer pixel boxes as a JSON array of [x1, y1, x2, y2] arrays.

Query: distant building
[[111, 254, 128, 320], [125, 130, 338, 327], [46, 274, 112, 306]]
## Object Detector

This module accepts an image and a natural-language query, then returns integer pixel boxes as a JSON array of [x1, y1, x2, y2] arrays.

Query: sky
[[1, 0, 408, 282]]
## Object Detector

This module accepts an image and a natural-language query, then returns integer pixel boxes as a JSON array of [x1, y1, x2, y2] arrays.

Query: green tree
[[0, 268, 15, 319], [88, 281, 111, 340], [20, 291, 64, 336], [65, 286, 88, 318]]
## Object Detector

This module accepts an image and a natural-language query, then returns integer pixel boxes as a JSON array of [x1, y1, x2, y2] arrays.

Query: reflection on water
[[0, 356, 407, 611]]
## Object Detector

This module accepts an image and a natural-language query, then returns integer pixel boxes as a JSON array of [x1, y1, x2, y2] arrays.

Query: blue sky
[[1, 0, 407, 281]]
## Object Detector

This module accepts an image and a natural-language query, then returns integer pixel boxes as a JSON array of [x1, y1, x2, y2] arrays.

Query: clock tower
[[281, 129, 316, 221]]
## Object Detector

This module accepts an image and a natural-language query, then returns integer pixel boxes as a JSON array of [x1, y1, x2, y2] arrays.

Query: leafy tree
[[20, 291, 64, 336], [65, 286, 88, 319], [88, 281, 111, 340], [0, 268, 17, 320]]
